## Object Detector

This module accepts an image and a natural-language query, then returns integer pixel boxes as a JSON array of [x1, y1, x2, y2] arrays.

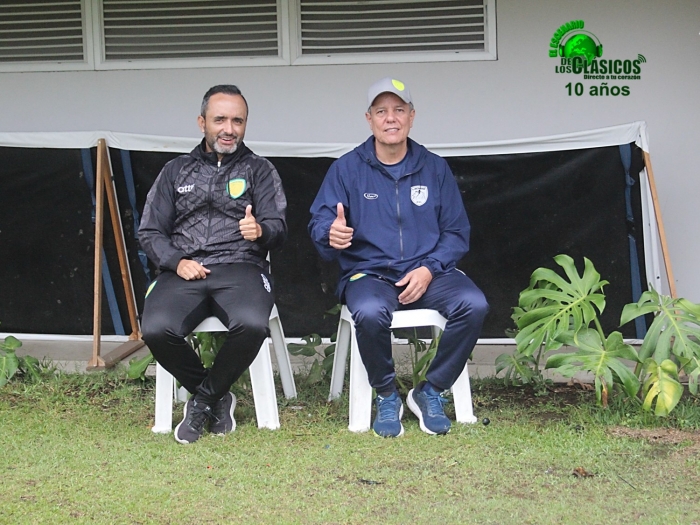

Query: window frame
[[0, 0, 496, 73]]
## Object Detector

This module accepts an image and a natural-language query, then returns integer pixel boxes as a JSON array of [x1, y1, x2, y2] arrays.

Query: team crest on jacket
[[410, 185, 428, 206], [227, 179, 246, 199]]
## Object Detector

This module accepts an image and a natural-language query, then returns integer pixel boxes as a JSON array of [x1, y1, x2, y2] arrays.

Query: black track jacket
[[138, 140, 287, 273]]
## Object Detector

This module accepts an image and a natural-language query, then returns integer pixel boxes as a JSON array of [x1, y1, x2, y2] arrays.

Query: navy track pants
[[344, 269, 488, 393]]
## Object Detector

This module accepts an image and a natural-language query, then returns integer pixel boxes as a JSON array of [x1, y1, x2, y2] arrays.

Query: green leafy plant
[[0, 333, 51, 386], [395, 329, 440, 394], [287, 304, 341, 384], [500, 254, 700, 416], [620, 289, 700, 413]]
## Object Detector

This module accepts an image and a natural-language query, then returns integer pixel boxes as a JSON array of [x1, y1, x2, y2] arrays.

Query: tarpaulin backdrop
[[0, 122, 659, 340]]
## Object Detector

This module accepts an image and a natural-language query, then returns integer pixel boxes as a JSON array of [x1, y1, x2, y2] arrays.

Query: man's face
[[365, 92, 415, 147], [198, 93, 248, 158]]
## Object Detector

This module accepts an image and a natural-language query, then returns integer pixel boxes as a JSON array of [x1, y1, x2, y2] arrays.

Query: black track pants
[[141, 263, 275, 405]]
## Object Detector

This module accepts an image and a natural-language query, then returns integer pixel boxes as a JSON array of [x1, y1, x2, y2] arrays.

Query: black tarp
[[0, 143, 646, 338]]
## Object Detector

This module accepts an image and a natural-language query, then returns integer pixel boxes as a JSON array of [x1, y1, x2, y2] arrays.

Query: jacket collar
[[355, 136, 426, 177], [191, 138, 249, 166]]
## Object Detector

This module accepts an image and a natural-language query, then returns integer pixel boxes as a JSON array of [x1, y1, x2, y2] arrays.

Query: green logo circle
[[562, 34, 599, 64]]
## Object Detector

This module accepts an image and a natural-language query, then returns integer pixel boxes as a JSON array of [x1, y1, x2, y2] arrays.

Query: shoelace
[[376, 395, 400, 422], [424, 390, 449, 417], [188, 403, 214, 431]]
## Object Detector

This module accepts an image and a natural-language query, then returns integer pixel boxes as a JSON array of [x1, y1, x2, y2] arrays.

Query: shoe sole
[[372, 403, 404, 438], [407, 389, 449, 436], [211, 392, 237, 435]]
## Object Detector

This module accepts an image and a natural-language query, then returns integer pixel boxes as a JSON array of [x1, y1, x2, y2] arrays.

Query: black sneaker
[[174, 397, 213, 444], [209, 392, 237, 435]]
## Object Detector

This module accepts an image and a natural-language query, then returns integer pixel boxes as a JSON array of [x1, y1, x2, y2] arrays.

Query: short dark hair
[[200, 85, 249, 118]]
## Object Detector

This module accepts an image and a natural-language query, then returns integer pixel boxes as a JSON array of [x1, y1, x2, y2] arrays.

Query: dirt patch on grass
[[608, 426, 700, 459], [608, 426, 700, 445], [471, 381, 595, 410]]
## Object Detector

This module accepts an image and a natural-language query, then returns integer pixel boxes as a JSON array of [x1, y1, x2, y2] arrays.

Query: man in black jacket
[[139, 85, 287, 444]]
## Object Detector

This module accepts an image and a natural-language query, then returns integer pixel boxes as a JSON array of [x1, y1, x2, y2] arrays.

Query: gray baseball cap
[[367, 77, 412, 109]]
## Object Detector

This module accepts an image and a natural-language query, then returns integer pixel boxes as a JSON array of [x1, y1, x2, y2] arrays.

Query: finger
[[399, 287, 421, 305], [336, 203, 345, 223], [245, 205, 253, 219]]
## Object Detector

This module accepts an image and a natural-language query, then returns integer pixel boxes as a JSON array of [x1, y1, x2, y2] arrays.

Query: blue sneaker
[[373, 392, 404, 438], [407, 383, 451, 435]]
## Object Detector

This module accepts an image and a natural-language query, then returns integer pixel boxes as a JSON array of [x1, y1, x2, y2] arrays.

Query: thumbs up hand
[[239, 204, 262, 241], [329, 202, 353, 250]]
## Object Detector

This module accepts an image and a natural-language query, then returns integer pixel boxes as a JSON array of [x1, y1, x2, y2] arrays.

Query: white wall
[[2, 1, 699, 300]]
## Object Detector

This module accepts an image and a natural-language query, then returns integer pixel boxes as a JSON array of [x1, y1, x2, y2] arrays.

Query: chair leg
[[268, 316, 297, 399], [452, 363, 477, 424], [348, 323, 373, 433], [249, 340, 281, 430], [328, 318, 351, 401], [153, 363, 175, 433]]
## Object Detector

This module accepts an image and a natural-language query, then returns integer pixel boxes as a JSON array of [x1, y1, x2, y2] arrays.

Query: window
[[293, 0, 496, 65], [0, 0, 496, 72], [101, 1, 282, 63], [0, 0, 88, 71]]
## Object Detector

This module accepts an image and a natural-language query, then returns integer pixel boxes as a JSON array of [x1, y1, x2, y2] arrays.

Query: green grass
[[1, 372, 699, 524]]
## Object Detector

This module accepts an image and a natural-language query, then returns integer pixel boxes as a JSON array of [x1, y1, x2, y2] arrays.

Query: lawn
[[1, 371, 699, 524]]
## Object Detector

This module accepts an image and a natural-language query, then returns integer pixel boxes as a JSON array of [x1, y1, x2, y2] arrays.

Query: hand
[[239, 205, 262, 241], [396, 266, 433, 305], [177, 259, 211, 280], [329, 202, 354, 250]]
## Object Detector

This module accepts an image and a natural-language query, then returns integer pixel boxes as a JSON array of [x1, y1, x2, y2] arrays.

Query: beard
[[205, 131, 239, 156]]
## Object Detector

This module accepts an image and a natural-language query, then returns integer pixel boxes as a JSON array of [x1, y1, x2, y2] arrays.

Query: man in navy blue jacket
[[309, 77, 488, 437]]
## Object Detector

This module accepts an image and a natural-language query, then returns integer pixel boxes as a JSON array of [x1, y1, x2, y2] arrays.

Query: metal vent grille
[[300, 0, 487, 56], [102, 0, 280, 61], [0, 1, 85, 63]]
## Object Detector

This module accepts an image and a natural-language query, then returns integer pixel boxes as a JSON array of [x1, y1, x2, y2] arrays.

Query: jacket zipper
[[206, 161, 220, 242], [395, 181, 403, 260]]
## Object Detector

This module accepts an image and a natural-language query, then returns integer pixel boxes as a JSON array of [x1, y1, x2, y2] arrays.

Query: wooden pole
[[88, 144, 106, 369], [642, 150, 676, 298], [97, 140, 145, 368], [100, 140, 142, 340], [88, 140, 145, 370]]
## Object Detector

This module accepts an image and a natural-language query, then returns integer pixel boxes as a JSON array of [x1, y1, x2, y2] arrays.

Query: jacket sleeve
[[308, 160, 346, 261], [252, 160, 288, 251], [420, 160, 470, 276], [138, 165, 188, 272]]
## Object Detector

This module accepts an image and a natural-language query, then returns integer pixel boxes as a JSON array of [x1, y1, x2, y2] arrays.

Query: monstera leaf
[[621, 289, 700, 364], [513, 255, 608, 356], [678, 356, 700, 396], [641, 358, 683, 416], [545, 329, 640, 407]]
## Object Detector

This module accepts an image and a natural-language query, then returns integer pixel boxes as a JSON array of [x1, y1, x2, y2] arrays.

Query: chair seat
[[328, 305, 477, 432], [151, 304, 296, 433]]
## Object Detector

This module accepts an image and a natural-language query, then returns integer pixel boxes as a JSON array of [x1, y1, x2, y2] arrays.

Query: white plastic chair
[[328, 305, 477, 432], [152, 304, 296, 433]]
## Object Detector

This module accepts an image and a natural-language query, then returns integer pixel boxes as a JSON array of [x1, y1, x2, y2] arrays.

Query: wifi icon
[[637, 54, 647, 63]]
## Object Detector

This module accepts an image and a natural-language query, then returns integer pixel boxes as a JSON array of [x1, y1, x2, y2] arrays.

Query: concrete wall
[[2, 0, 698, 300]]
